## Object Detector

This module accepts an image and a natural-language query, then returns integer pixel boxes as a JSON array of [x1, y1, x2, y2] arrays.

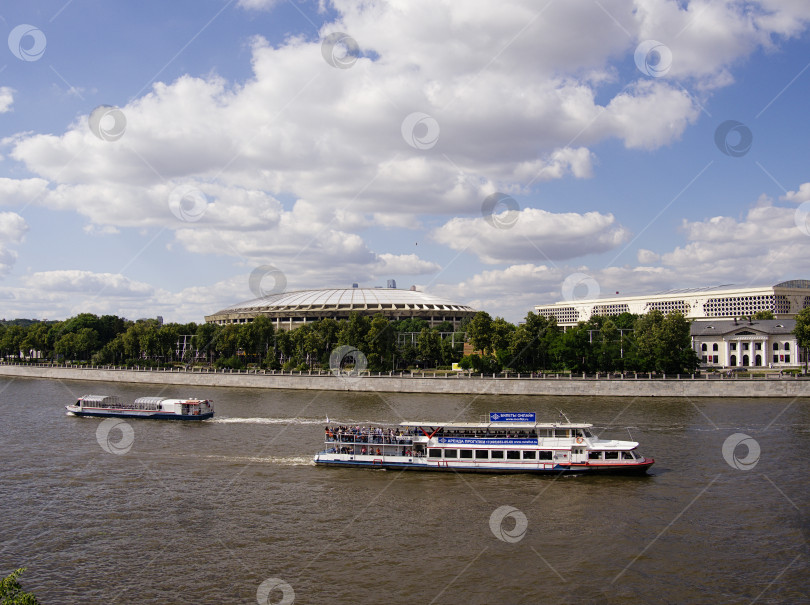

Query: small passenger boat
[[314, 412, 653, 474], [65, 395, 214, 420]]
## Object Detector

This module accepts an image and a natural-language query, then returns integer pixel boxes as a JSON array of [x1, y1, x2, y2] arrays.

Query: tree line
[[0, 307, 712, 374], [0, 313, 464, 372]]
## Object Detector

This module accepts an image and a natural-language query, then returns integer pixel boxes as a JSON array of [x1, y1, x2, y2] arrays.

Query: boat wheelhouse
[[314, 413, 653, 474], [65, 395, 214, 420]]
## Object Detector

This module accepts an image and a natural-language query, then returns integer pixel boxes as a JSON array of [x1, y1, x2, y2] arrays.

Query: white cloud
[[782, 182, 810, 204], [0, 212, 28, 277], [0, 88, 13, 113], [432, 207, 630, 264]]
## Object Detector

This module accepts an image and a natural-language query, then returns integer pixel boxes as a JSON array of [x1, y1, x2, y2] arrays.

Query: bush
[[215, 356, 244, 370]]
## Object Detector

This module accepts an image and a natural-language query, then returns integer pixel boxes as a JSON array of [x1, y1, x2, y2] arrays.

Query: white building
[[536, 280, 810, 327], [690, 319, 802, 369]]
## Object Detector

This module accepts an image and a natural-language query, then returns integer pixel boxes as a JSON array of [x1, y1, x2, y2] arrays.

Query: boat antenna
[[558, 409, 572, 424], [626, 427, 634, 441]]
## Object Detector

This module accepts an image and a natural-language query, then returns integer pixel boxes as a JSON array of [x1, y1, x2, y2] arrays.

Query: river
[[1, 377, 808, 604]]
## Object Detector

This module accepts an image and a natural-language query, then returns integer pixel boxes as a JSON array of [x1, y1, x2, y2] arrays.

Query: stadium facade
[[535, 281, 810, 327], [205, 287, 477, 330]]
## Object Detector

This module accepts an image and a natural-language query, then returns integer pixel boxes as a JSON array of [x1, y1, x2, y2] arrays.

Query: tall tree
[[467, 311, 494, 356], [793, 307, 810, 372]]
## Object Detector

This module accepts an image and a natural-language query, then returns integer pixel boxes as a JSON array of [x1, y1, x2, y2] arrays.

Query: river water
[[1, 377, 808, 604]]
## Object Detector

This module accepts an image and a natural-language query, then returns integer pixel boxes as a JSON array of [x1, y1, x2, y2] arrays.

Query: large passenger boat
[[315, 412, 653, 474], [66, 395, 214, 420]]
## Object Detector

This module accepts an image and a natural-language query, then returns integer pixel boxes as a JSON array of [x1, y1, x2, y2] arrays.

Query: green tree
[[634, 310, 697, 373], [366, 315, 395, 371], [416, 327, 441, 368], [0, 568, 40, 604], [21, 322, 51, 359], [0, 325, 25, 360], [467, 311, 494, 356], [193, 322, 220, 363], [238, 315, 275, 361], [338, 313, 370, 348], [215, 323, 241, 359], [793, 307, 810, 372], [753, 310, 775, 320]]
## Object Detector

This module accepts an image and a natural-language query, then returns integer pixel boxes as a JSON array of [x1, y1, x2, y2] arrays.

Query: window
[[475, 450, 489, 459], [588, 451, 602, 460], [773, 355, 779, 363], [713, 355, 718, 363], [701, 343, 707, 351], [713, 344, 719, 351], [522, 451, 537, 460], [506, 451, 520, 460], [429, 449, 441, 457], [622, 452, 634, 460], [444, 449, 457, 459], [604, 451, 619, 460], [755, 343, 762, 350], [460, 449, 473, 459], [491, 450, 504, 459], [555, 429, 569, 438], [786, 355, 791, 363], [743, 343, 749, 351], [785, 343, 790, 351], [773, 342, 779, 350], [538, 451, 553, 460], [730, 343, 737, 351]]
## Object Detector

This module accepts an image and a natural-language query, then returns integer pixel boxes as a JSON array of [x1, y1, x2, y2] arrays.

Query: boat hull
[[314, 456, 654, 475], [65, 407, 213, 421]]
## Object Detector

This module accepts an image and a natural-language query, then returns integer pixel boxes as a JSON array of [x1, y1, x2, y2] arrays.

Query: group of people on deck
[[324, 425, 413, 444]]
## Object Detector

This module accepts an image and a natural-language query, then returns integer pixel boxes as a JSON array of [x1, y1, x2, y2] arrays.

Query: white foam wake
[[202, 454, 315, 466], [211, 417, 327, 425]]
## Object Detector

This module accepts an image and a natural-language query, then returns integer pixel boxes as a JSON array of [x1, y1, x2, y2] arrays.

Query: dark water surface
[[1, 377, 809, 604]]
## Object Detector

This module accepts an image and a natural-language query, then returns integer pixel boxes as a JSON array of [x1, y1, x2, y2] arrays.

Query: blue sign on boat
[[489, 412, 536, 423]]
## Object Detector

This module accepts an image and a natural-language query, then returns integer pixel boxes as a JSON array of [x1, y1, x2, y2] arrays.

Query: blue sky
[[1, 0, 810, 323]]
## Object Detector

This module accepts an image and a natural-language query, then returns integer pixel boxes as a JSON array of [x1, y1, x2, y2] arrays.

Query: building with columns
[[690, 319, 802, 369], [536, 280, 810, 328]]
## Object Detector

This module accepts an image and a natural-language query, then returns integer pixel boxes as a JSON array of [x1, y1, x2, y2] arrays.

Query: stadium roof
[[218, 288, 475, 313]]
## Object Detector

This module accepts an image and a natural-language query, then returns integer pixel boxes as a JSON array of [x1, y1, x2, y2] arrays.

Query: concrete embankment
[[1, 364, 808, 397]]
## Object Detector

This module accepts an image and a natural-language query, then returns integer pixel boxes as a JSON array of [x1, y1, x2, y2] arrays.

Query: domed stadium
[[205, 286, 478, 330]]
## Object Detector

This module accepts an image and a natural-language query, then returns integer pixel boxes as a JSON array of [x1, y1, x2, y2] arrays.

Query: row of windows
[[701, 354, 791, 365], [701, 342, 791, 351], [427, 449, 634, 461], [593, 303, 630, 315], [646, 300, 690, 313], [428, 449, 553, 460], [537, 306, 579, 322]]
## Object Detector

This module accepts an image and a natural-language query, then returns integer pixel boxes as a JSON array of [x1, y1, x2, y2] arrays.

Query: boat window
[[538, 451, 552, 460], [555, 429, 569, 438], [605, 451, 619, 460], [429, 449, 442, 458], [506, 450, 520, 460], [460, 449, 473, 459], [475, 450, 489, 459], [622, 452, 634, 460], [588, 451, 602, 460], [583, 429, 593, 438], [444, 449, 457, 458], [491, 450, 504, 459], [522, 451, 537, 460]]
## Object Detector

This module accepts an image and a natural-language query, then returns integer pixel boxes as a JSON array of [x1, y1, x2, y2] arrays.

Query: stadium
[[205, 286, 478, 330]]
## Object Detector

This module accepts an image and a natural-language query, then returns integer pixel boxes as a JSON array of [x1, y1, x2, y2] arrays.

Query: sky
[[1, 0, 810, 324]]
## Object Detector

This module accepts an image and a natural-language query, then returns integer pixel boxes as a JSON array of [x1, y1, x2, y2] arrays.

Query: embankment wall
[[1, 364, 808, 397]]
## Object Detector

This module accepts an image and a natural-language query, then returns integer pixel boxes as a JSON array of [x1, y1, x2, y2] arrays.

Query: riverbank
[[1, 363, 808, 397]]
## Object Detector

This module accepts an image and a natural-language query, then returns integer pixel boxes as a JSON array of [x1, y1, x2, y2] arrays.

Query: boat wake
[[211, 417, 327, 425], [201, 454, 315, 466]]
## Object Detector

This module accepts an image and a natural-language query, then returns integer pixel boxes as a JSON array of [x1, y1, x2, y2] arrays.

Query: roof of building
[[690, 319, 796, 337], [214, 288, 476, 315]]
